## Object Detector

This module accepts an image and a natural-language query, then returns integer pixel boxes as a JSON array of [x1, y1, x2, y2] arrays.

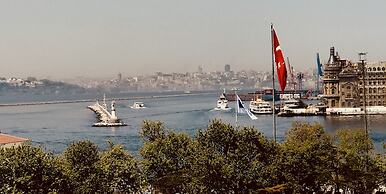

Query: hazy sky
[[0, 0, 385, 79]]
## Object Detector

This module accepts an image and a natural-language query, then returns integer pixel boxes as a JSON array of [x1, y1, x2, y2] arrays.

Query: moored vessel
[[249, 96, 272, 114]]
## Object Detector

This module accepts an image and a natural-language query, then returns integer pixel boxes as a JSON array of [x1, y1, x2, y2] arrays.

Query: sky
[[0, 0, 385, 79]]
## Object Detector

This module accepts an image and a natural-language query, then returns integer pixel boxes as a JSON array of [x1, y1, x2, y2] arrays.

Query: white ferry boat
[[249, 97, 272, 114], [130, 102, 146, 109], [214, 90, 231, 111]]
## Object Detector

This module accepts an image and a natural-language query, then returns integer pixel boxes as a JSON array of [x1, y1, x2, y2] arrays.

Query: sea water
[[0, 91, 384, 154]]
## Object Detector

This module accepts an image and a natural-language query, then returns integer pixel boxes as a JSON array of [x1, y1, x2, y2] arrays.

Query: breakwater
[[0, 92, 217, 107]]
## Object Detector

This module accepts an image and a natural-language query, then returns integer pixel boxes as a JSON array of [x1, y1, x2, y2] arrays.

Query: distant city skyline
[[0, 0, 385, 79]]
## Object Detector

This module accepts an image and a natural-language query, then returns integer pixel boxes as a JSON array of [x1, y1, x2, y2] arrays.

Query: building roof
[[0, 133, 29, 145]]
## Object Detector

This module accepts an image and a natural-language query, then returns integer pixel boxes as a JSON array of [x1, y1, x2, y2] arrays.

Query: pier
[[225, 89, 321, 101]]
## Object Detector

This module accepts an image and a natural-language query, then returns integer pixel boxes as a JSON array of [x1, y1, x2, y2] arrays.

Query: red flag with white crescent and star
[[272, 27, 287, 93]]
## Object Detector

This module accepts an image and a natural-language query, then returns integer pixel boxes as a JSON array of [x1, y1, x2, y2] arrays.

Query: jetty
[[87, 95, 127, 127]]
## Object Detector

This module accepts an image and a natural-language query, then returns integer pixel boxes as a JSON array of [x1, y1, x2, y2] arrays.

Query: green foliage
[[335, 129, 383, 194], [140, 120, 167, 142], [63, 140, 104, 193], [191, 120, 281, 193], [280, 122, 334, 193], [0, 144, 70, 193], [100, 142, 145, 193], [140, 120, 194, 193]]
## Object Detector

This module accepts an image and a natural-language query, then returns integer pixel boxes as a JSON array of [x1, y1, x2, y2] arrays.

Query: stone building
[[322, 47, 386, 108]]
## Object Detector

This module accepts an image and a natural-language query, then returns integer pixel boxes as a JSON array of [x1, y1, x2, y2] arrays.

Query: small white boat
[[249, 97, 272, 114], [130, 102, 146, 109], [213, 90, 231, 111]]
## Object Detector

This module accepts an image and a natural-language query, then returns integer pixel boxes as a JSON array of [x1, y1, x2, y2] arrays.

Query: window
[[347, 86, 351, 90], [332, 100, 336, 107]]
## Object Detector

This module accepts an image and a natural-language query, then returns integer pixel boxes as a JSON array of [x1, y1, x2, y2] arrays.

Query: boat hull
[[92, 122, 127, 127], [213, 107, 232, 111]]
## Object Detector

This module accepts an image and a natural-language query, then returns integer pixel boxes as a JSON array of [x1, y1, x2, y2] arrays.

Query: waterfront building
[[322, 47, 386, 108]]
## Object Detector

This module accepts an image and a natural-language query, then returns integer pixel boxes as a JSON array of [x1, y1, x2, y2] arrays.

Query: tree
[[190, 119, 282, 193], [62, 140, 105, 193], [280, 122, 334, 193], [335, 129, 384, 194], [0, 144, 70, 193], [140, 120, 194, 193], [100, 141, 145, 193]]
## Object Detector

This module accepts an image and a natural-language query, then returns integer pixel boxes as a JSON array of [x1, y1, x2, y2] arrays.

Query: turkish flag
[[272, 28, 287, 93]]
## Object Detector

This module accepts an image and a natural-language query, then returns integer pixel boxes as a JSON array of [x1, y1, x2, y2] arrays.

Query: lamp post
[[359, 52, 368, 137]]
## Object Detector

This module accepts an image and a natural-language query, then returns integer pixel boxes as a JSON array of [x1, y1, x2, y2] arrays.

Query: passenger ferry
[[214, 90, 231, 111], [249, 97, 273, 114]]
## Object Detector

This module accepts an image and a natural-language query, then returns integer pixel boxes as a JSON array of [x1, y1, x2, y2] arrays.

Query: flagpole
[[271, 24, 277, 142], [235, 89, 238, 127], [316, 53, 320, 96]]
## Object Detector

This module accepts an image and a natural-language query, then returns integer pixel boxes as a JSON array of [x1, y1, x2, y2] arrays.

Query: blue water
[[0, 92, 384, 154]]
